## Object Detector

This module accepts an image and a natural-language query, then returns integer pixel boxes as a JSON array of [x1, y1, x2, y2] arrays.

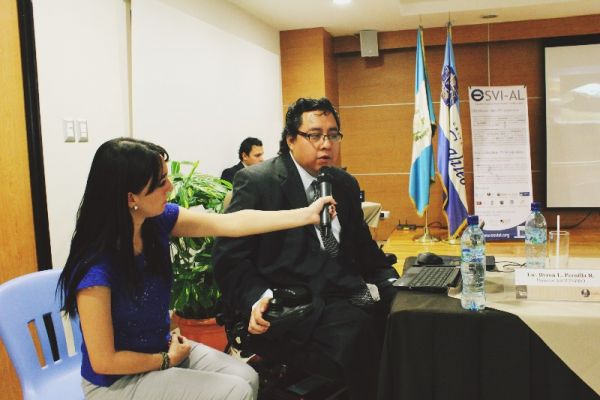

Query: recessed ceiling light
[[481, 14, 498, 19], [333, 0, 352, 5]]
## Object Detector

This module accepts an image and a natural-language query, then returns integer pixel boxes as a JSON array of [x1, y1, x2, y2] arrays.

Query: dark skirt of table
[[378, 291, 599, 400]]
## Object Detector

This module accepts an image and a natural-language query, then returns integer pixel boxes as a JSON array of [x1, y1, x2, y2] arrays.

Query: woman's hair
[[58, 137, 170, 317]]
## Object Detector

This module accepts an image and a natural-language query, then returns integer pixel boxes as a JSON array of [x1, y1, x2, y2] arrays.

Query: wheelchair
[[216, 289, 348, 400]]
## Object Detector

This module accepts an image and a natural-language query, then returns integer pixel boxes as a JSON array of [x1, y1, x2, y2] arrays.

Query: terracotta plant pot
[[171, 313, 228, 352]]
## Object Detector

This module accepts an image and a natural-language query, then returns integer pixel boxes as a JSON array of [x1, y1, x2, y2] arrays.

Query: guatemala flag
[[409, 27, 436, 216], [437, 24, 469, 238]]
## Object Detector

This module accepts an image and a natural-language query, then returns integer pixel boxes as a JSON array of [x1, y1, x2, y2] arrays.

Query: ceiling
[[227, 0, 600, 36]]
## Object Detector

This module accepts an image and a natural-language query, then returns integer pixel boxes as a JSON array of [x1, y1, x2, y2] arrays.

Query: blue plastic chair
[[0, 269, 84, 399]]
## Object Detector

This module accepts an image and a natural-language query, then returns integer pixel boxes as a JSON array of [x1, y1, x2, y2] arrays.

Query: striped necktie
[[311, 181, 375, 306]]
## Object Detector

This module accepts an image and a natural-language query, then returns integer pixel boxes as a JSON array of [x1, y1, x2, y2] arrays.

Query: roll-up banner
[[469, 85, 533, 241]]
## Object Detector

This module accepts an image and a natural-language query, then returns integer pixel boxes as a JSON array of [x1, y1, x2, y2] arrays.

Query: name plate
[[515, 269, 600, 302]]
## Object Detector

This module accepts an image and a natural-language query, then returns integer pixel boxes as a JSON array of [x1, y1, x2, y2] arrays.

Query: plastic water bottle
[[524, 202, 547, 268], [460, 215, 486, 311]]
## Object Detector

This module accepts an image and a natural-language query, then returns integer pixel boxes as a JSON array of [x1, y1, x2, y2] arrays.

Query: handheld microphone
[[317, 167, 332, 237]]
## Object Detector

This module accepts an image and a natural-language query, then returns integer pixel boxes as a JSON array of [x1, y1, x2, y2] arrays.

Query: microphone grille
[[318, 166, 333, 181]]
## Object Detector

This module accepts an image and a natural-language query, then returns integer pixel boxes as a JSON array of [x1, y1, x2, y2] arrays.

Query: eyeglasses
[[296, 130, 344, 144]]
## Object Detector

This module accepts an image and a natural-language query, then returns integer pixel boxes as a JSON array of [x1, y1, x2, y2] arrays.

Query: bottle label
[[525, 227, 547, 244], [461, 247, 485, 263]]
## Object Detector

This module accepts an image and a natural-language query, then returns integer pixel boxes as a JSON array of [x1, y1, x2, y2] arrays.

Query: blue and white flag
[[409, 27, 436, 216], [437, 24, 469, 238]]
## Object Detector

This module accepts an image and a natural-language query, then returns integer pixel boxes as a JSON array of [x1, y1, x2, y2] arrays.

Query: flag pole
[[437, 21, 468, 246], [413, 210, 440, 242]]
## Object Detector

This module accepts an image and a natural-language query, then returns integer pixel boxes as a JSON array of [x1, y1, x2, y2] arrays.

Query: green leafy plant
[[168, 160, 232, 319]]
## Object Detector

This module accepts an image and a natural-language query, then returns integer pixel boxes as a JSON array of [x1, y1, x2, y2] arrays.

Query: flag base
[[443, 237, 461, 245], [413, 227, 440, 243]]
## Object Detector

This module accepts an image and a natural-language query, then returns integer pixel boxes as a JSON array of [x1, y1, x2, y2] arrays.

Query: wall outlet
[[380, 210, 390, 220], [397, 220, 417, 230]]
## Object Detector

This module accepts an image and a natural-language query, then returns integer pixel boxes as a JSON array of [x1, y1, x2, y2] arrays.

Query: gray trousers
[[82, 341, 258, 400]]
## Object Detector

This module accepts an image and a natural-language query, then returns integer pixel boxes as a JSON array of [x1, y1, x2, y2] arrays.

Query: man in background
[[213, 97, 398, 399], [220, 137, 264, 183]]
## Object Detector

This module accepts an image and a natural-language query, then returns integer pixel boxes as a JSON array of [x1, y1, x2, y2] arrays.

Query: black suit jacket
[[213, 153, 398, 337], [220, 162, 244, 183]]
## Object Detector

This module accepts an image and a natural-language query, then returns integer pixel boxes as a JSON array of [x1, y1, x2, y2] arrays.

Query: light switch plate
[[76, 119, 88, 142], [63, 119, 75, 142]]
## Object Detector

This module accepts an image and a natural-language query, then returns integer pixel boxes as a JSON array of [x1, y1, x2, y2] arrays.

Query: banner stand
[[469, 85, 533, 241]]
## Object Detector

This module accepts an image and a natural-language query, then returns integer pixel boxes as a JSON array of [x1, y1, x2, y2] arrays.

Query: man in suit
[[213, 97, 398, 399], [220, 137, 264, 183]]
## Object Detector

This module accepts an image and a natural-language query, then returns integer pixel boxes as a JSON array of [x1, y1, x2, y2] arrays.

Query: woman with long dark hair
[[58, 137, 334, 400]]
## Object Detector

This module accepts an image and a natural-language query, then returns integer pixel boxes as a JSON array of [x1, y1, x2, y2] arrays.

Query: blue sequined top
[[77, 203, 179, 387]]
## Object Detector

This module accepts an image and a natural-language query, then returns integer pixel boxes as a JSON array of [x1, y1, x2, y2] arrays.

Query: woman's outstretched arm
[[171, 195, 335, 238]]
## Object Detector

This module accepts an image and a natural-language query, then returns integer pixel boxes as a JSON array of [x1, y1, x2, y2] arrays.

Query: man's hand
[[248, 297, 271, 335]]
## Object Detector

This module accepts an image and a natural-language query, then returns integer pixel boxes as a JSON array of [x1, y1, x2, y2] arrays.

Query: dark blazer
[[220, 162, 244, 183], [213, 153, 398, 336]]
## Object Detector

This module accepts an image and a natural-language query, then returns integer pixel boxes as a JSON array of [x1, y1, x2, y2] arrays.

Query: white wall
[[33, 0, 283, 267], [131, 0, 283, 176], [32, 0, 130, 267]]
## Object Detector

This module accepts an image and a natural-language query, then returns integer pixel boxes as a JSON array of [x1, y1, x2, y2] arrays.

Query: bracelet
[[159, 351, 170, 370]]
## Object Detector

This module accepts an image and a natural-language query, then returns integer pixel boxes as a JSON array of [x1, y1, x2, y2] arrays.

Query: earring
[[132, 205, 138, 211]]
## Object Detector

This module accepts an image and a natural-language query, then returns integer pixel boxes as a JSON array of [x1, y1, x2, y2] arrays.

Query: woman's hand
[[167, 333, 191, 367], [307, 195, 336, 225]]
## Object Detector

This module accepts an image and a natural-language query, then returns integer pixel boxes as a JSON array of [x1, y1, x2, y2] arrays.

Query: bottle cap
[[467, 215, 479, 226], [531, 202, 541, 212]]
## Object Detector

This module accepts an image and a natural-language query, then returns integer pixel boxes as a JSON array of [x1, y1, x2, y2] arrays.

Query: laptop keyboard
[[409, 267, 458, 288]]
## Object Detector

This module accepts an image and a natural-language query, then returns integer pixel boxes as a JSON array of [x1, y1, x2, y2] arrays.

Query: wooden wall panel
[[452, 43, 489, 99], [0, 0, 37, 281], [323, 30, 339, 105], [489, 14, 600, 42], [489, 39, 544, 97], [354, 175, 404, 241], [1, 1, 38, 399], [354, 171, 475, 241], [334, 24, 489, 54], [532, 170, 546, 210], [334, 14, 600, 54], [336, 40, 483, 239], [337, 49, 414, 105], [280, 28, 329, 105], [420, 44, 444, 97], [339, 105, 411, 173]]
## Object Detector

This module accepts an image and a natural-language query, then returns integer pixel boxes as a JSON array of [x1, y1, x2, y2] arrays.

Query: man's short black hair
[[239, 137, 263, 161], [278, 97, 341, 155]]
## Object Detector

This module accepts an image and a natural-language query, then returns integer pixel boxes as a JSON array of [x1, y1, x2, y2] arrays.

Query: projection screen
[[545, 43, 600, 208]]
